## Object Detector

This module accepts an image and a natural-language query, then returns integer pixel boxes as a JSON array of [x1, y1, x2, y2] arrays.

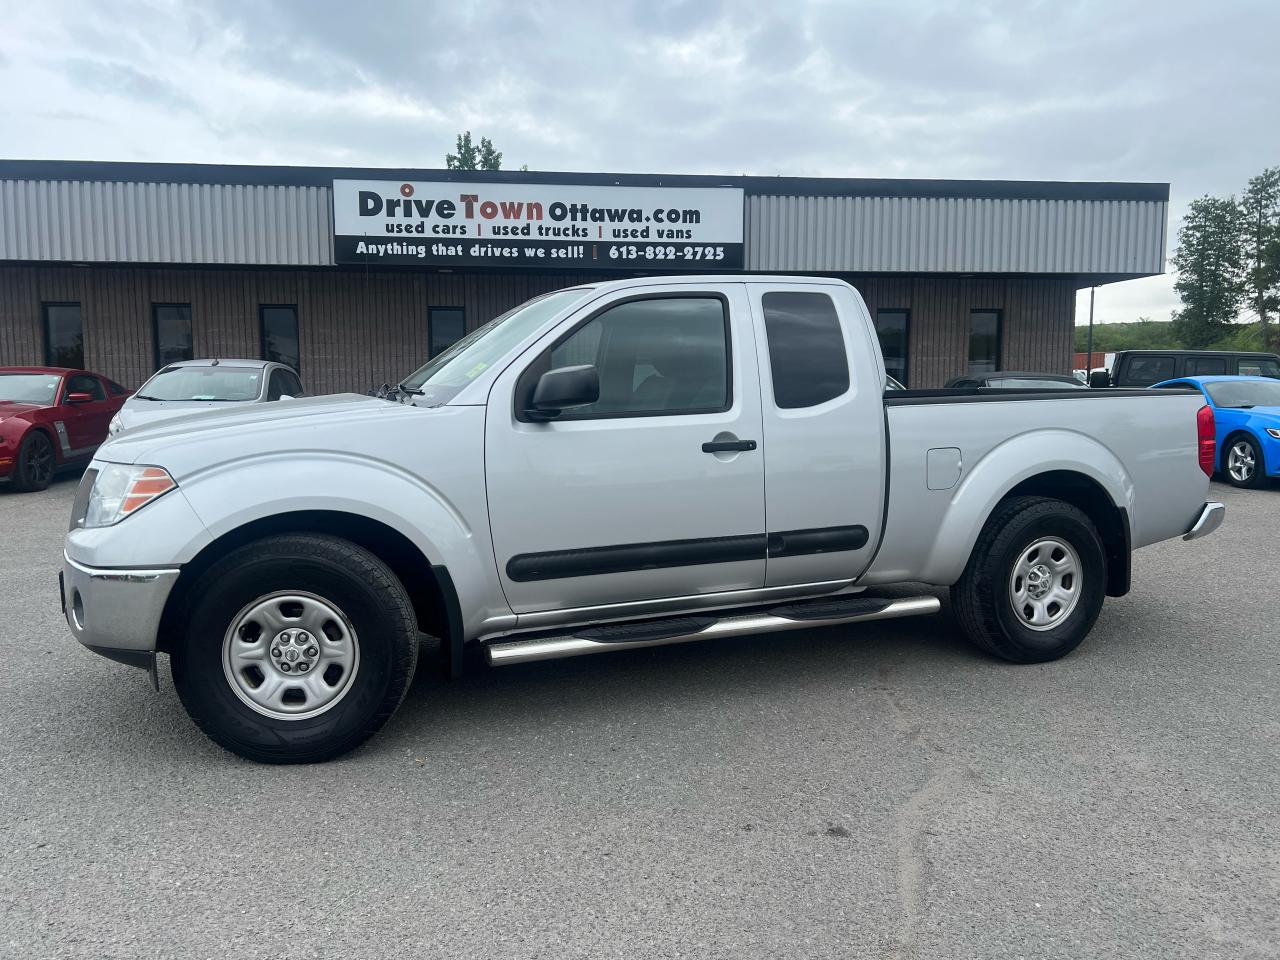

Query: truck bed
[[861, 387, 1207, 588]]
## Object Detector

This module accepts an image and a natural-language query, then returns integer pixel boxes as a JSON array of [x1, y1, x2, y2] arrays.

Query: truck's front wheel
[[172, 534, 419, 763], [951, 496, 1107, 663]]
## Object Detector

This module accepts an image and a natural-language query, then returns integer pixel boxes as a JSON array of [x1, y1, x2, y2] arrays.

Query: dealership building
[[0, 160, 1168, 393]]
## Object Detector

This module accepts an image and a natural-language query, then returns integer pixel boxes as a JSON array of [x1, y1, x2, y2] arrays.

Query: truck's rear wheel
[[951, 496, 1106, 663], [171, 533, 419, 763]]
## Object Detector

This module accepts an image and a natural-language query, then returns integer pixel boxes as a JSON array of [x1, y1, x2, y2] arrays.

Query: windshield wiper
[[134, 394, 162, 401], [396, 382, 423, 395]]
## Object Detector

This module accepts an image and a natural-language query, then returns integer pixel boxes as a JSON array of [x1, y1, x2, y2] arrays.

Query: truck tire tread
[[951, 495, 1107, 664], [172, 533, 419, 764]]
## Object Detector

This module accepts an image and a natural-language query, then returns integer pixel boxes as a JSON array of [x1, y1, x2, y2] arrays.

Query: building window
[[429, 307, 466, 357], [260, 305, 300, 372], [152, 304, 193, 368], [761, 292, 849, 408], [874, 309, 910, 386], [43, 303, 84, 368], [968, 310, 1002, 374]]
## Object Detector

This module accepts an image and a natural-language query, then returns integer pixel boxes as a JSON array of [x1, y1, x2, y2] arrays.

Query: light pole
[[1085, 286, 1096, 371]]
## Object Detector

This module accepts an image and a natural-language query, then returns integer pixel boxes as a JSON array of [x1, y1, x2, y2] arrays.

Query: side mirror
[[66, 391, 93, 404], [1088, 369, 1111, 389], [526, 365, 599, 421]]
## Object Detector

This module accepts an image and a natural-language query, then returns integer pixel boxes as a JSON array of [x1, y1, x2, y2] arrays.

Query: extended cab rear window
[[761, 292, 849, 408]]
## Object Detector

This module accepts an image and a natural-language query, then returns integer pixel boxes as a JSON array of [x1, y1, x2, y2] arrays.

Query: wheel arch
[[156, 510, 465, 678], [1000, 471, 1131, 597], [916, 430, 1134, 595], [21, 422, 57, 452]]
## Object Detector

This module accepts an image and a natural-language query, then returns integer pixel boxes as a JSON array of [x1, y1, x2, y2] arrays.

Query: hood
[[95, 392, 420, 471], [0, 400, 42, 420], [118, 398, 246, 430]]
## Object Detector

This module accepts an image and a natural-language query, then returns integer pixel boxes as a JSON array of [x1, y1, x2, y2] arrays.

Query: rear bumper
[[1183, 501, 1225, 541], [62, 552, 179, 664]]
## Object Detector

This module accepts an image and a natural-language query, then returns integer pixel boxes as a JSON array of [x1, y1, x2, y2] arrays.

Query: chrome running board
[[485, 595, 941, 667]]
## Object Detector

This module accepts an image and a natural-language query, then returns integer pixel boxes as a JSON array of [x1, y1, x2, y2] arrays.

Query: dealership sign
[[332, 180, 744, 270]]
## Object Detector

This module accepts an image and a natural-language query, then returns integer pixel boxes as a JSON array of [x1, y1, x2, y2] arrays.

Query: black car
[[1092, 350, 1280, 388], [944, 372, 1087, 390]]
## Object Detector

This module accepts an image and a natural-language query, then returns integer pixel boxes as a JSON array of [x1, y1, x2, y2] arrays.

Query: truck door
[[746, 282, 887, 587], [485, 282, 767, 614]]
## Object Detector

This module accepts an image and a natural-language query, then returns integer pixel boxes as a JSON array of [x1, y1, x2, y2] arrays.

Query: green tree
[[445, 131, 503, 171], [1240, 167, 1280, 352], [1171, 195, 1245, 348]]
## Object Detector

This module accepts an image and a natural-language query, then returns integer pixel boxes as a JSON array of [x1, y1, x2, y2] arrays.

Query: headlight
[[83, 464, 176, 528], [1267, 428, 1280, 440], [107, 413, 122, 436]]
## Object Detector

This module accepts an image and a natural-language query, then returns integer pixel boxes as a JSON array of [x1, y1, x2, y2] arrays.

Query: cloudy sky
[[2, 0, 1277, 325]]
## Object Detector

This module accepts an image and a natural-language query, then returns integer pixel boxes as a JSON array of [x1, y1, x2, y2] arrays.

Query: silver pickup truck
[[61, 276, 1225, 763]]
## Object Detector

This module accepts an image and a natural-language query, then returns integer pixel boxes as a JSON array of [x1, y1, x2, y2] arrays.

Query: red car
[[0, 367, 130, 492]]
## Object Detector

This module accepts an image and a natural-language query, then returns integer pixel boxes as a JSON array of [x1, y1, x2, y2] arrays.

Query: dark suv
[[1092, 350, 1280, 388]]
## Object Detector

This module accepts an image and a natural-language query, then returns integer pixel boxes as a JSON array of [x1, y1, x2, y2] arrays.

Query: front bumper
[[1183, 501, 1226, 541], [61, 552, 180, 667]]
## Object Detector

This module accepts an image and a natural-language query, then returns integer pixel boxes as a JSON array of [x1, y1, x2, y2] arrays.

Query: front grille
[[69, 467, 98, 531]]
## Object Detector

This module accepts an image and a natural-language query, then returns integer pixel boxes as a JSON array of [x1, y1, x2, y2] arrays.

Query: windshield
[[136, 366, 264, 401], [1205, 379, 1280, 408], [0, 373, 61, 404], [988, 377, 1086, 389], [399, 288, 593, 405]]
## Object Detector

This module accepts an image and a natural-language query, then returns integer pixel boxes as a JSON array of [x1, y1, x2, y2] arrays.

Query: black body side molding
[[506, 525, 871, 582]]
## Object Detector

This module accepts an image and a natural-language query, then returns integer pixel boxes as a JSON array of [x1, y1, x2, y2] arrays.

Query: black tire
[[950, 496, 1107, 664], [12, 430, 55, 492], [1223, 434, 1266, 489], [171, 533, 419, 763]]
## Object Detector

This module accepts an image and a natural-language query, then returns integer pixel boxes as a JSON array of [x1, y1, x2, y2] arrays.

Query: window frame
[[1125, 354, 1176, 386], [513, 291, 734, 424], [1236, 357, 1280, 377], [42, 301, 84, 369], [966, 309, 1003, 375], [259, 304, 300, 373], [428, 306, 467, 359], [151, 303, 194, 369], [761, 290, 851, 409], [874, 308, 911, 387], [1184, 356, 1226, 376], [64, 373, 106, 402]]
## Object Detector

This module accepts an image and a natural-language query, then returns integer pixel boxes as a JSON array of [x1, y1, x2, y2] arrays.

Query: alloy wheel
[[1227, 441, 1256, 483], [28, 434, 54, 486]]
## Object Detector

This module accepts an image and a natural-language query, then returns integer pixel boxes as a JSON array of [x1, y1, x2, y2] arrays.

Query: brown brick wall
[[0, 265, 1076, 392]]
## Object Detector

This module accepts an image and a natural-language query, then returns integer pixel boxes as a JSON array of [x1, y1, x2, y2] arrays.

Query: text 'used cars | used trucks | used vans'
[[60, 276, 1225, 763]]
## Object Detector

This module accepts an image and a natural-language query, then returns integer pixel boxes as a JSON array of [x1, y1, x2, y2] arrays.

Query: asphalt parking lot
[[1, 475, 1277, 960]]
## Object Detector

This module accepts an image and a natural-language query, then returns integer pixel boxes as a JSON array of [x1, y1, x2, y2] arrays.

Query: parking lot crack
[[876, 665, 973, 958]]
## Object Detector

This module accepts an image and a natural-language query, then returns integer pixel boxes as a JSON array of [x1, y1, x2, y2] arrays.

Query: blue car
[[1151, 375, 1280, 488]]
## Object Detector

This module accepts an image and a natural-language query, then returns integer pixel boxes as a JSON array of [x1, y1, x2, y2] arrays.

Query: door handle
[[702, 439, 757, 453]]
